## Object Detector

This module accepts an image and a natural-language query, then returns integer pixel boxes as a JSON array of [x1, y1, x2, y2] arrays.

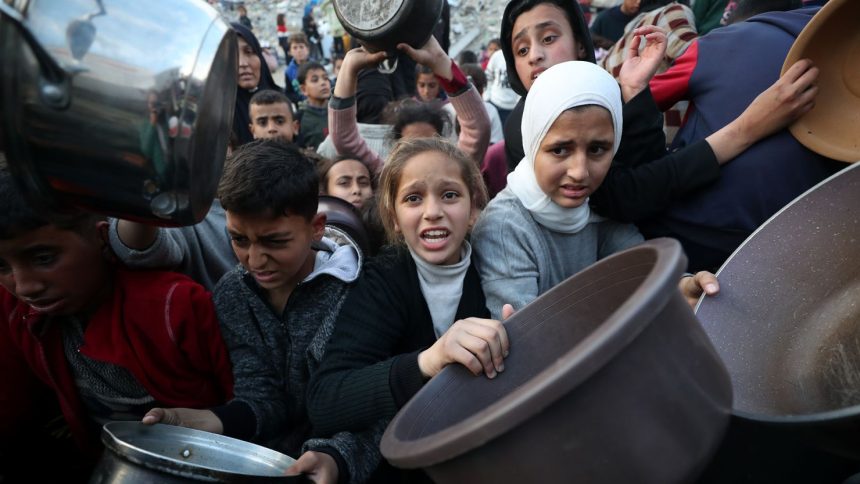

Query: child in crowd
[[500, 0, 820, 230], [307, 137, 512, 480], [317, 156, 374, 211], [249, 89, 299, 142], [471, 61, 718, 318], [141, 140, 379, 483], [331, 53, 345, 87], [481, 37, 501, 70], [297, 61, 332, 150], [0, 167, 233, 472], [414, 64, 444, 104], [286, 32, 311, 98], [329, 36, 490, 174]]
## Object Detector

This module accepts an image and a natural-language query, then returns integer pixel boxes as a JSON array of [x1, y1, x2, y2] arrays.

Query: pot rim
[[100, 422, 295, 481], [381, 238, 687, 467], [332, 0, 443, 52]]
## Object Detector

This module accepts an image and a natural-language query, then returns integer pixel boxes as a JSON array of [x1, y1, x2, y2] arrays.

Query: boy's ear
[[249, 122, 256, 139], [311, 212, 326, 241], [299, 84, 308, 97], [95, 220, 110, 245]]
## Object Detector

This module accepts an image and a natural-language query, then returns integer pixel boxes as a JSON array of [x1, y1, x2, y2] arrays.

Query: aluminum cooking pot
[[333, 0, 443, 61], [0, 0, 236, 225], [696, 162, 860, 459], [90, 422, 308, 483], [382, 238, 732, 484]]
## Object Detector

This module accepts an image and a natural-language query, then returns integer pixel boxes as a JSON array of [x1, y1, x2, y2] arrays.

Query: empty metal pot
[[333, 0, 443, 55], [0, 0, 236, 225], [381, 238, 733, 484], [696, 162, 860, 458], [90, 422, 305, 483]]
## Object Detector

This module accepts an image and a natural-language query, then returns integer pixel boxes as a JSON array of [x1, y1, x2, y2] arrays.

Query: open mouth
[[421, 228, 451, 246]]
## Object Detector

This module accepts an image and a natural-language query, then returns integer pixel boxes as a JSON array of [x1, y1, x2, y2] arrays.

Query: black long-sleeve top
[[306, 246, 489, 436]]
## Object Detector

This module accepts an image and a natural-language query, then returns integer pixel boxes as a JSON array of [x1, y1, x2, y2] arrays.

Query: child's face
[[0, 224, 110, 315], [333, 58, 344, 77], [226, 211, 325, 294], [249, 102, 297, 141], [487, 41, 500, 58], [393, 151, 477, 266], [511, 3, 586, 92], [534, 106, 614, 208], [300, 68, 332, 103], [237, 37, 261, 90], [416, 73, 440, 103], [290, 42, 309, 63], [326, 159, 373, 210]]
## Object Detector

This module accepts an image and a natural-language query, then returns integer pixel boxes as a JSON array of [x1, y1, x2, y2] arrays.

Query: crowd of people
[[0, 0, 844, 482]]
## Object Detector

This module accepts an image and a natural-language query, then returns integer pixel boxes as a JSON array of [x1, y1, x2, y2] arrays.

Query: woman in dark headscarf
[[231, 22, 279, 146]]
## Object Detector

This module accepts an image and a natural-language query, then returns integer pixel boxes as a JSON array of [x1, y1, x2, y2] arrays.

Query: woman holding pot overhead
[[231, 23, 279, 146]]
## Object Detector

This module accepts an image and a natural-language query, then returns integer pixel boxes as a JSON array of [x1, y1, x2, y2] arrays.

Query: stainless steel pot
[[90, 422, 306, 483], [0, 0, 236, 225], [333, 0, 443, 71]]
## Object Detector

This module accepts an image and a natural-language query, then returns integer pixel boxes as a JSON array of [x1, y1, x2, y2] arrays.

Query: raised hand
[[397, 35, 452, 81], [618, 25, 668, 102]]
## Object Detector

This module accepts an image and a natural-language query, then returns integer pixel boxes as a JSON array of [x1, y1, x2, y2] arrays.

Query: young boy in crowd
[[285, 32, 311, 98], [296, 61, 332, 150], [249, 89, 298, 143], [141, 140, 380, 483], [0, 166, 233, 476]]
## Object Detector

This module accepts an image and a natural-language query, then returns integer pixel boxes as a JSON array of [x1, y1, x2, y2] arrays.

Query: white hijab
[[507, 61, 623, 233]]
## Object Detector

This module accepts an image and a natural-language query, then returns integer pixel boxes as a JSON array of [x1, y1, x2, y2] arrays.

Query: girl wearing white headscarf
[[471, 61, 644, 319]]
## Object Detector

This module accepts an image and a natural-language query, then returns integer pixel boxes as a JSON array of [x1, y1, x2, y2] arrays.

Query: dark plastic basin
[[696, 162, 860, 458], [381, 238, 732, 483]]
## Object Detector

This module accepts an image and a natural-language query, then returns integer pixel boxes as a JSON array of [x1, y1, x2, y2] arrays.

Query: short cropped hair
[[288, 32, 309, 48], [0, 166, 104, 240], [298, 61, 327, 85], [218, 139, 319, 220], [249, 89, 295, 118]]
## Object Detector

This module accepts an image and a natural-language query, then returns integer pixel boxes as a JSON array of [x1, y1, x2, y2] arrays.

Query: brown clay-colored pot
[[381, 238, 732, 484], [696, 162, 860, 458], [783, 0, 860, 163]]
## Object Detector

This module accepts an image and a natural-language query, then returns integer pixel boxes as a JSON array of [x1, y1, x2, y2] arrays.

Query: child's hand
[[141, 407, 224, 434], [618, 25, 668, 102], [418, 311, 511, 379], [342, 47, 388, 74], [679, 271, 719, 308], [285, 451, 338, 484], [397, 36, 452, 80]]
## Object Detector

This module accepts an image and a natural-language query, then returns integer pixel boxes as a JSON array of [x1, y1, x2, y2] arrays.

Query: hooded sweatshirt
[[209, 236, 360, 456], [642, 6, 843, 271], [499, 0, 720, 224]]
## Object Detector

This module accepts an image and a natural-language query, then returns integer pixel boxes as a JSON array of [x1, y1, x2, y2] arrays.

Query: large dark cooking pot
[[381, 238, 732, 484], [333, 0, 443, 56], [0, 0, 236, 226], [90, 422, 307, 483], [696, 162, 860, 458]]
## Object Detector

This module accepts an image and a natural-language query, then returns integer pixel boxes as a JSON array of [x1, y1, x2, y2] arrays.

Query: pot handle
[[377, 56, 398, 75]]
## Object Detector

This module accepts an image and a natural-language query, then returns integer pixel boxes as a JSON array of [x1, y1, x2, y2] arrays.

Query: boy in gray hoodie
[[142, 139, 378, 484]]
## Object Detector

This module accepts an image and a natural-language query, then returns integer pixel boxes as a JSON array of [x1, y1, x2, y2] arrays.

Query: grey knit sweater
[[211, 237, 380, 483], [472, 188, 644, 319]]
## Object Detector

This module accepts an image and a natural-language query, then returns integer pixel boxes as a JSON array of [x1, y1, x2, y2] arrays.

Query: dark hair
[[289, 32, 309, 48], [218, 139, 319, 220], [385, 100, 450, 141], [727, 0, 801, 23], [298, 61, 327, 85], [487, 38, 501, 48], [415, 64, 435, 77], [457, 50, 479, 65], [459, 63, 486, 94], [639, 0, 689, 12], [277, 13, 286, 26], [0, 167, 104, 240], [317, 155, 377, 193], [249, 89, 295, 119]]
